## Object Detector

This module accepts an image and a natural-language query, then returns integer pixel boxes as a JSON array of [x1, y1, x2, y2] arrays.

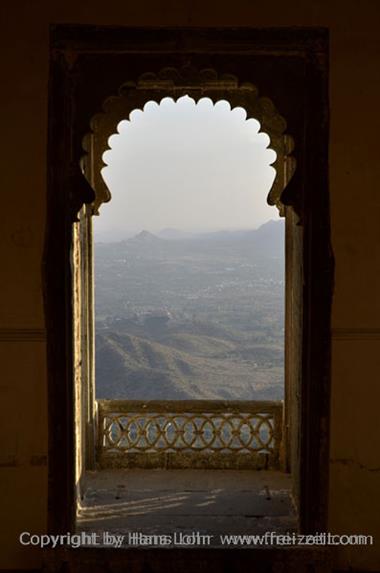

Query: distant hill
[[96, 330, 283, 401], [107, 219, 286, 259], [96, 219, 284, 248], [129, 230, 163, 243], [249, 219, 285, 255]]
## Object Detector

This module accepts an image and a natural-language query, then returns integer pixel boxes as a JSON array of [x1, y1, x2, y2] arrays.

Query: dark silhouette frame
[[44, 26, 332, 553]]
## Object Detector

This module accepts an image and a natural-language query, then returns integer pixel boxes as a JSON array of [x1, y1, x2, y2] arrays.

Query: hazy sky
[[95, 96, 278, 242]]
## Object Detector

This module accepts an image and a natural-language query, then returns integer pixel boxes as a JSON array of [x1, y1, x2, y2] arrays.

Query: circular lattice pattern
[[104, 411, 275, 454]]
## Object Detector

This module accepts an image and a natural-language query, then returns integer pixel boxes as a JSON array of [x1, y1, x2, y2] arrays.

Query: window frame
[[45, 25, 331, 537]]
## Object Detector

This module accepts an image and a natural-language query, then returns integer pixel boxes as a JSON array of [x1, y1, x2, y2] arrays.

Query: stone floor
[[77, 469, 297, 547]]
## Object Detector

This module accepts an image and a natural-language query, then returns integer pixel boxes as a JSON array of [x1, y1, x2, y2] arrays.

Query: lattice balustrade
[[97, 400, 283, 469]]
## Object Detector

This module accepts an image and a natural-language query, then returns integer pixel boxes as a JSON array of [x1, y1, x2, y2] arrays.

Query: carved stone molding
[[81, 66, 296, 215], [332, 328, 380, 341], [0, 328, 46, 342]]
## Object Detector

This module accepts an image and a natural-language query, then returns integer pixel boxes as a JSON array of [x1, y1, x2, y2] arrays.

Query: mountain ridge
[[96, 330, 283, 401]]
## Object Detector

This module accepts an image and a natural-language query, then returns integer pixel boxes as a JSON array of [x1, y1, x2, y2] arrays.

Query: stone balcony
[[76, 399, 294, 544], [96, 399, 283, 470]]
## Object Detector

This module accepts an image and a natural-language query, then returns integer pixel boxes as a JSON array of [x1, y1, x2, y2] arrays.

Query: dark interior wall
[[0, 1, 379, 571]]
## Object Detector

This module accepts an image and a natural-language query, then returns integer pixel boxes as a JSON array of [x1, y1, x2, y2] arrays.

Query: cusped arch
[[81, 66, 296, 215]]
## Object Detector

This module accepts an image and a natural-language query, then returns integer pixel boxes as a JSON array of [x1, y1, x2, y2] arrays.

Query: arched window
[[45, 28, 332, 545], [77, 70, 295, 473], [87, 91, 290, 477]]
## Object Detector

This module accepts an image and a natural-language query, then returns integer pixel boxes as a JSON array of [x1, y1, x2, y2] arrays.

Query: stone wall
[[0, 1, 379, 570]]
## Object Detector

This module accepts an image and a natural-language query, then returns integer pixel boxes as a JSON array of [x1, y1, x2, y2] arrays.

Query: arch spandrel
[[81, 66, 296, 216]]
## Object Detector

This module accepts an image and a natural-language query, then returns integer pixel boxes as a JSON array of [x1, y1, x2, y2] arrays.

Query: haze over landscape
[[94, 96, 284, 400], [95, 96, 277, 241]]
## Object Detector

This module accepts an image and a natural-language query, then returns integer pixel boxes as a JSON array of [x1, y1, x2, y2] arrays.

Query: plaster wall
[[0, 1, 379, 570]]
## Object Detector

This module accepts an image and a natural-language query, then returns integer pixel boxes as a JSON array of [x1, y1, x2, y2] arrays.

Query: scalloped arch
[[81, 66, 296, 215]]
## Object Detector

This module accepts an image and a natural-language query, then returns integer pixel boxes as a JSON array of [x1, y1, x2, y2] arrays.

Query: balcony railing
[[97, 399, 283, 470]]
